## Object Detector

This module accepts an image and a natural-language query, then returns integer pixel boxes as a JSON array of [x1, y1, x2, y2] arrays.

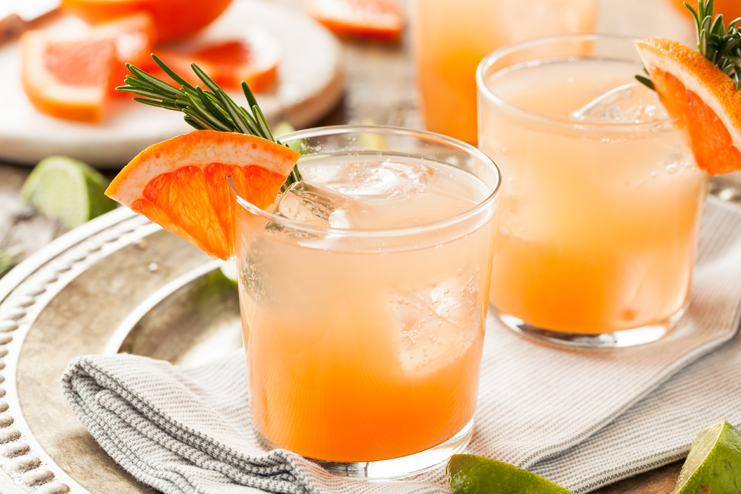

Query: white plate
[[0, 0, 343, 168]]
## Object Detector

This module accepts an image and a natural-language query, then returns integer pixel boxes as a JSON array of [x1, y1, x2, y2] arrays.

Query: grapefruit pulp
[[106, 131, 300, 260]]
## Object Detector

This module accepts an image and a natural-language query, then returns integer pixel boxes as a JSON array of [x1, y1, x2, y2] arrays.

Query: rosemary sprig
[[116, 55, 302, 191], [686, 0, 741, 90], [636, 67, 656, 91], [637, 0, 741, 91]]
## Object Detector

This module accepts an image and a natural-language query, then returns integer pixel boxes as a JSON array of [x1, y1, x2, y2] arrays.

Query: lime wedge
[[447, 454, 573, 494], [0, 246, 22, 276], [359, 117, 388, 150], [672, 420, 741, 494], [273, 121, 296, 137], [218, 260, 238, 286], [21, 156, 117, 229], [273, 121, 304, 154]]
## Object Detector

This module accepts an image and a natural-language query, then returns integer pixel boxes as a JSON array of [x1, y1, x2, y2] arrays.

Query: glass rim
[[475, 33, 680, 131], [231, 125, 501, 238]]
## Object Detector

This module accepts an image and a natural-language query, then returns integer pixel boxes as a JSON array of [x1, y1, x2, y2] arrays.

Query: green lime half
[[447, 454, 573, 494], [672, 420, 741, 494], [21, 156, 117, 229]]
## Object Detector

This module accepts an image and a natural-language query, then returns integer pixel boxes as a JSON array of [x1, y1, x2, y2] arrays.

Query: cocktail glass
[[411, 0, 598, 144], [477, 34, 708, 348], [231, 126, 501, 478]]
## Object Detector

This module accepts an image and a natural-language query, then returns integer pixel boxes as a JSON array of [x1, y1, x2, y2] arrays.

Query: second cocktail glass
[[411, 0, 598, 144], [477, 35, 708, 348], [232, 126, 501, 478]]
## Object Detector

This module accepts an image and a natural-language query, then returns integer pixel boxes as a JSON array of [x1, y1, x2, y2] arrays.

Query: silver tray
[[0, 178, 740, 494]]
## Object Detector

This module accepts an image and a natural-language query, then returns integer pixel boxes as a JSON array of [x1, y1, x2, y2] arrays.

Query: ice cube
[[277, 182, 343, 226], [571, 82, 669, 124], [390, 271, 482, 374], [272, 181, 370, 231], [323, 159, 436, 201]]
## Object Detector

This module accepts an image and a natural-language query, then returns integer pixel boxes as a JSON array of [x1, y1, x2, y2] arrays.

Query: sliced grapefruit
[[106, 131, 299, 260], [305, 0, 403, 43], [60, 0, 233, 42], [143, 50, 219, 87], [635, 38, 741, 175], [195, 32, 280, 91], [148, 33, 279, 91], [20, 30, 115, 122], [91, 13, 157, 95]]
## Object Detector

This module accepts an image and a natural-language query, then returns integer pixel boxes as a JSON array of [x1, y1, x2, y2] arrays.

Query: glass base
[[495, 304, 688, 349], [256, 418, 474, 480]]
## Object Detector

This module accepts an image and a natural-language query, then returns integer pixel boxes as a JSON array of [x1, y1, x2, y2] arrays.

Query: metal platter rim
[[0, 207, 154, 494]]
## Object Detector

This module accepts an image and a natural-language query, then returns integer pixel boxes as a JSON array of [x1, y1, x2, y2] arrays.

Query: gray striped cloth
[[62, 196, 741, 494]]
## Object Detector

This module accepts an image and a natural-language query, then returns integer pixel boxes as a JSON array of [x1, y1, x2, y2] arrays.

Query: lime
[[273, 121, 296, 137], [273, 121, 304, 154], [671, 420, 741, 494], [359, 117, 388, 150], [21, 156, 117, 229], [218, 260, 238, 286], [0, 246, 22, 276], [447, 454, 573, 494]]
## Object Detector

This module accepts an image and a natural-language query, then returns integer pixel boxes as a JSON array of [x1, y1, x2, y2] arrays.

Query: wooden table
[[0, 0, 739, 492]]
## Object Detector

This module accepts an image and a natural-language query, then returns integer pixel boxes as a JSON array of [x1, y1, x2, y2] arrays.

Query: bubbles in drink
[[570, 82, 669, 124]]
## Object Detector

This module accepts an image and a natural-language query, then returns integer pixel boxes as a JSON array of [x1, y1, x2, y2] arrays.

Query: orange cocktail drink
[[232, 127, 500, 478], [411, 0, 597, 144], [477, 35, 708, 347]]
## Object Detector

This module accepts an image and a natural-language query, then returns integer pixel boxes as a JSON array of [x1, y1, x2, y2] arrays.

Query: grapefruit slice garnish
[[305, 0, 403, 43], [106, 130, 299, 260], [20, 30, 115, 122], [60, 0, 234, 42], [635, 37, 741, 175], [91, 13, 157, 95]]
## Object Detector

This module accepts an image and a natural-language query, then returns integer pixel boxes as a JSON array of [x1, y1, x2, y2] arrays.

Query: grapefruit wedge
[[635, 38, 741, 175], [106, 131, 299, 260], [149, 32, 280, 91], [20, 30, 116, 122], [305, 0, 403, 43], [143, 50, 219, 87], [195, 32, 280, 91], [91, 13, 157, 94]]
